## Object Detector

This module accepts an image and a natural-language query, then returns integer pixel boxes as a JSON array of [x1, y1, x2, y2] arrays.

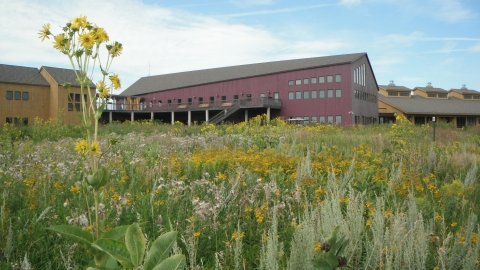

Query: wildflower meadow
[[1, 115, 479, 269]]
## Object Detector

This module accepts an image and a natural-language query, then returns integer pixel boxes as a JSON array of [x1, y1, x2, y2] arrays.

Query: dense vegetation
[[1, 115, 479, 269]]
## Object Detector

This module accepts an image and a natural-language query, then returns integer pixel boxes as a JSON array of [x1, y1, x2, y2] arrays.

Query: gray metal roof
[[41, 66, 96, 88], [378, 85, 411, 91], [413, 86, 448, 93], [0, 64, 50, 86], [449, 88, 479, 94], [379, 95, 480, 115], [121, 53, 367, 96]]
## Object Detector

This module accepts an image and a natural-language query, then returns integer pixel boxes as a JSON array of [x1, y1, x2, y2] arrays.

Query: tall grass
[[0, 116, 479, 269]]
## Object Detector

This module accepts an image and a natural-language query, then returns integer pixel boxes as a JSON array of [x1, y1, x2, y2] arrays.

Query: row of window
[[151, 93, 281, 107], [289, 115, 342, 125], [389, 91, 411, 97], [464, 95, 480, 99], [288, 89, 342, 100], [5, 117, 28, 125], [427, 93, 448, 98], [288, 74, 342, 86], [354, 90, 377, 103], [354, 64, 366, 86], [68, 93, 87, 111], [6, 91, 29, 101]]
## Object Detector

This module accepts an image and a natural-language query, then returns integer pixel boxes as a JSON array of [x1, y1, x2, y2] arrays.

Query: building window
[[149, 101, 153, 107], [6, 117, 13, 123], [400, 92, 410, 97], [233, 95, 239, 100], [295, 79, 301, 85], [327, 116, 333, 124], [303, 116, 310, 124], [311, 77, 317, 84], [335, 115, 342, 124], [296, 91, 302, 99], [311, 116, 317, 123], [319, 76, 325, 83], [288, 80, 294, 86], [198, 97, 203, 104], [168, 99, 172, 106], [260, 93, 265, 100], [6, 91, 13, 100], [335, 89, 342, 98], [438, 94, 447, 98], [327, 89, 333, 98], [177, 99, 182, 104], [464, 95, 472, 99], [303, 91, 309, 99], [22, 92, 29, 101], [319, 90, 325, 98], [288, 92, 294, 100], [474, 95, 480, 99], [303, 78, 309, 85], [319, 116, 325, 124], [188, 98, 192, 105], [210, 97, 214, 103], [274, 92, 279, 99], [158, 100, 162, 107], [221, 96, 226, 103], [311, 90, 317, 99], [15, 91, 21, 100], [327, 75, 333, 83], [335, 74, 341, 82], [428, 93, 437, 98], [388, 92, 399, 96], [68, 93, 85, 111]]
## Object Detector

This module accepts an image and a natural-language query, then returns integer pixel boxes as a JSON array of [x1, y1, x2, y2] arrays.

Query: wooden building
[[0, 64, 95, 126], [378, 81, 480, 128], [116, 52, 379, 125]]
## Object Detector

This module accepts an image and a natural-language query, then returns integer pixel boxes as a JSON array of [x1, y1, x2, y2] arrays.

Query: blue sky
[[0, 0, 479, 94]]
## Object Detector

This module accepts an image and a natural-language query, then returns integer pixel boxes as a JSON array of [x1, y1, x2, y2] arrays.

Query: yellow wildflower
[[71, 15, 88, 29], [79, 32, 95, 49], [53, 33, 70, 51], [194, 232, 201, 237], [24, 179, 35, 187], [108, 41, 123, 57], [314, 241, 321, 251], [451, 222, 457, 227], [244, 205, 253, 213], [38, 23, 51, 41], [53, 181, 64, 189], [109, 74, 121, 89], [70, 186, 81, 194], [471, 233, 478, 244], [75, 139, 88, 155], [90, 141, 101, 156], [96, 81, 109, 99], [85, 225, 93, 232], [94, 26, 109, 43]]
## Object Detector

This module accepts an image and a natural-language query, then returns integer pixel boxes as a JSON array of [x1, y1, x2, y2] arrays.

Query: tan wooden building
[[378, 81, 480, 128], [0, 64, 95, 126]]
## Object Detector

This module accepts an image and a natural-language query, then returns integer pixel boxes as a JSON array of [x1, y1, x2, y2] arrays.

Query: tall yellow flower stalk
[[39, 14, 122, 239]]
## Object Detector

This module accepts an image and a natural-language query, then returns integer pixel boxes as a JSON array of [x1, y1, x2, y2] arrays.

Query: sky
[[0, 0, 479, 95]]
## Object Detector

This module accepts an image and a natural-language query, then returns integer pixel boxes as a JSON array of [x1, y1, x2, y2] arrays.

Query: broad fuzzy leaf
[[152, 254, 186, 270], [125, 223, 146, 267], [47, 225, 93, 245], [143, 231, 178, 270], [100, 225, 129, 241], [92, 238, 134, 268]]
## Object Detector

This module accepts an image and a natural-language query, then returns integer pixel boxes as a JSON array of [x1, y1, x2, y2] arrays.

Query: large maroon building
[[114, 52, 379, 125]]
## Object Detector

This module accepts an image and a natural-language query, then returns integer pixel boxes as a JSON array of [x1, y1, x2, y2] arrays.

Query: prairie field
[[1, 115, 479, 269]]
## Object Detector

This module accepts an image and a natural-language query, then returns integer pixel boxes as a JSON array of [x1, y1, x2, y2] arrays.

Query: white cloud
[[469, 42, 480, 52], [431, 0, 475, 23], [339, 0, 361, 7], [0, 0, 346, 92]]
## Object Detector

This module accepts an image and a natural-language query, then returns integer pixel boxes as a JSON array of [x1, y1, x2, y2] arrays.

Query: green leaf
[[143, 231, 178, 270], [95, 102, 106, 120], [100, 225, 129, 241], [47, 225, 93, 245], [125, 223, 146, 267], [92, 238, 134, 268], [87, 166, 110, 190], [152, 254, 186, 270]]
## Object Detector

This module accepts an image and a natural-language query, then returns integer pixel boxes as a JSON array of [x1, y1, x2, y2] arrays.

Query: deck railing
[[101, 97, 281, 112]]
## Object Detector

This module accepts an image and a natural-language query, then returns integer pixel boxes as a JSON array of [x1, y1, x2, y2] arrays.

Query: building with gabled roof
[[0, 64, 95, 126], [117, 52, 379, 125], [378, 81, 480, 127]]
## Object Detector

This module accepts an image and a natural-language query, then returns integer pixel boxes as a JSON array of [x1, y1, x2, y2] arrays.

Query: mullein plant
[[39, 15, 185, 270]]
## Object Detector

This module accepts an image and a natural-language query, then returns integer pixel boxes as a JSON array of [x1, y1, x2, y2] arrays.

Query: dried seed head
[[337, 256, 347, 267], [321, 243, 330, 252]]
